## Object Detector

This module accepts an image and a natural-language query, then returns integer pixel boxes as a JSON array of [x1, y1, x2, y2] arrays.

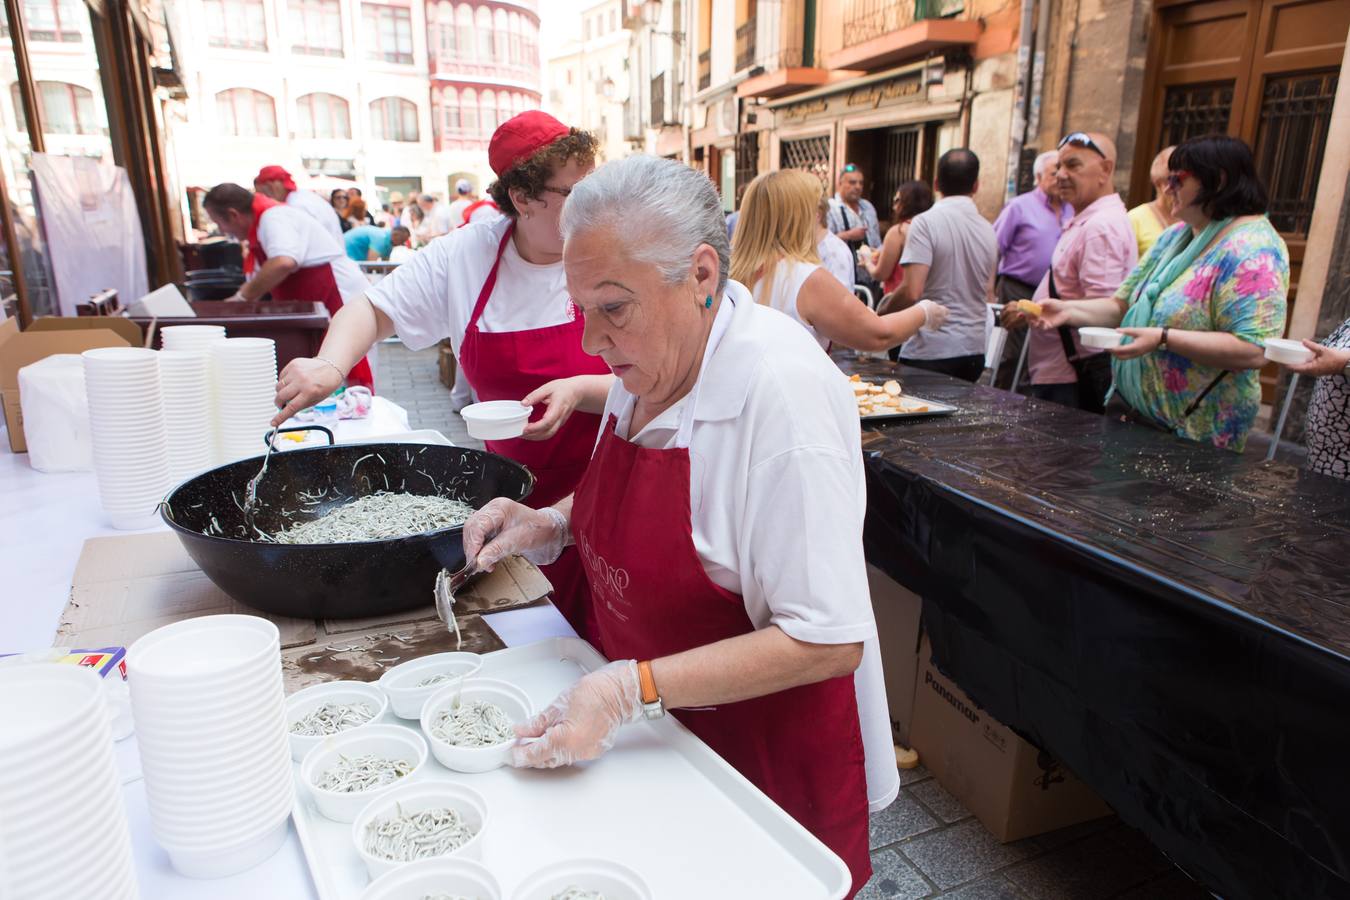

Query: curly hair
[[487, 128, 599, 218]]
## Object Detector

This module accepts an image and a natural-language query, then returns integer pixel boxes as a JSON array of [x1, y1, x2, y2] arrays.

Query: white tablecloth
[[1, 399, 577, 898]]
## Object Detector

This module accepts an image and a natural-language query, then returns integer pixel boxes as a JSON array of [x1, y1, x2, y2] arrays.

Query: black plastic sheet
[[844, 356, 1350, 900]]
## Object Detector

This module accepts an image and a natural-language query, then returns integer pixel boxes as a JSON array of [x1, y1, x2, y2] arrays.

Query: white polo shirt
[[255, 204, 367, 303], [367, 216, 574, 355], [285, 188, 343, 245], [598, 281, 899, 813]]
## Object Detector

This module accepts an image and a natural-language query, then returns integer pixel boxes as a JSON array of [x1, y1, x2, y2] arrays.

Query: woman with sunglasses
[[272, 112, 611, 638], [1036, 134, 1288, 452]]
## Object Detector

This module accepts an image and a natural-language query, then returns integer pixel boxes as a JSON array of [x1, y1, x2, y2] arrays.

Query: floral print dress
[[1113, 218, 1288, 452]]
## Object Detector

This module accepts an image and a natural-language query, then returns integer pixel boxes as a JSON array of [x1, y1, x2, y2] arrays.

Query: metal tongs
[[242, 428, 278, 530], [434, 559, 487, 626]]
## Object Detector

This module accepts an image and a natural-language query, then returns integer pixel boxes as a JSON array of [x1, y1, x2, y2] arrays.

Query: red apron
[[569, 301, 872, 898], [457, 224, 609, 639], [251, 202, 374, 390]]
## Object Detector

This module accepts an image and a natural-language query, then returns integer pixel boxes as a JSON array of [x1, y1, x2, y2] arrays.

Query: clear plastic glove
[[916, 299, 949, 331], [273, 357, 345, 427], [521, 377, 584, 442], [461, 498, 568, 570], [511, 660, 642, 768]]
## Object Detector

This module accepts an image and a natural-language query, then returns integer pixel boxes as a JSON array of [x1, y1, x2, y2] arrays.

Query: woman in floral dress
[[1039, 134, 1288, 452]]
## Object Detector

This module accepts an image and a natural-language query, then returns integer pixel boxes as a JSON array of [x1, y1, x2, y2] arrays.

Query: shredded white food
[[265, 492, 476, 544], [289, 701, 375, 737], [363, 804, 476, 862], [552, 889, 606, 900], [430, 700, 514, 748], [314, 753, 412, 793]]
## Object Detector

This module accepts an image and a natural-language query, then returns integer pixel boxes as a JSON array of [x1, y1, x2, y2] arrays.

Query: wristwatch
[[636, 660, 665, 720], [1159, 326, 1169, 351]]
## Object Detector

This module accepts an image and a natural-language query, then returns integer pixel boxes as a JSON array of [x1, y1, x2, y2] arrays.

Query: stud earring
[[704, 295, 713, 309]]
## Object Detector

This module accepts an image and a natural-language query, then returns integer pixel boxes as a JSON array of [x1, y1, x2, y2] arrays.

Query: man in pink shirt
[[1020, 132, 1138, 412]]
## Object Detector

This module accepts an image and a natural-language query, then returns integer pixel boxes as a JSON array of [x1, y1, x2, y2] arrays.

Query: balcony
[[650, 71, 666, 126], [698, 49, 711, 92], [735, 17, 756, 71], [825, 0, 981, 71], [735, 4, 837, 100]]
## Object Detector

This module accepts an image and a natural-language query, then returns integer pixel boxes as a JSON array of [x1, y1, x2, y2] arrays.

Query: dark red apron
[[457, 224, 609, 639], [568, 304, 872, 897], [252, 205, 374, 391]]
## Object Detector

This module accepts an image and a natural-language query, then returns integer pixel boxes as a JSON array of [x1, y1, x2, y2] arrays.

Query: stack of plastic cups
[[127, 615, 294, 879], [158, 349, 217, 481], [82, 347, 172, 530], [0, 665, 139, 898], [212, 338, 278, 464], [160, 324, 227, 352]]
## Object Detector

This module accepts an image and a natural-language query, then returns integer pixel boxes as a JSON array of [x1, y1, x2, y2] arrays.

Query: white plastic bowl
[[300, 725, 429, 823], [351, 780, 488, 880], [1078, 327, 1126, 349], [0, 664, 103, 749], [358, 857, 502, 900], [379, 652, 483, 720], [286, 680, 389, 761], [1264, 337, 1314, 365], [460, 401, 532, 440], [161, 814, 290, 879], [512, 859, 653, 900], [420, 678, 532, 773], [128, 615, 280, 681]]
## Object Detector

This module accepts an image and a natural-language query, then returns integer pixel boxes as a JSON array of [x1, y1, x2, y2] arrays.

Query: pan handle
[[265, 424, 335, 447]]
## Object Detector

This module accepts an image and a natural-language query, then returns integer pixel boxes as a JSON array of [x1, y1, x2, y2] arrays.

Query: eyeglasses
[[540, 185, 572, 198], [1057, 132, 1107, 158], [1165, 171, 1191, 192]]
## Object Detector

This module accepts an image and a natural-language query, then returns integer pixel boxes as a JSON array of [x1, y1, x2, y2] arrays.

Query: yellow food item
[[1014, 299, 1043, 317], [849, 374, 861, 382]]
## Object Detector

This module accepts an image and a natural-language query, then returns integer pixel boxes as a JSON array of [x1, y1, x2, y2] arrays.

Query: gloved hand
[[461, 498, 569, 570], [511, 660, 642, 768], [916, 299, 949, 331]]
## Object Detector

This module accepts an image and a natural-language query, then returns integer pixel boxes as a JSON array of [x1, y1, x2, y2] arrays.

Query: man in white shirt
[[828, 164, 882, 302], [880, 148, 998, 383], [253, 165, 343, 245], [446, 179, 475, 226], [415, 193, 455, 241], [203, 182, 374, 389]]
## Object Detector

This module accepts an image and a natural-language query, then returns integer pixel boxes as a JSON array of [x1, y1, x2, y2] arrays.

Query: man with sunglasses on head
[[1014, 131, 1137, 412], [828, 164, 882, 302]]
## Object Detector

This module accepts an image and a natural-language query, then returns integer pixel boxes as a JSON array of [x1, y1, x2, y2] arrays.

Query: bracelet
[[314, 356, 346, 380]]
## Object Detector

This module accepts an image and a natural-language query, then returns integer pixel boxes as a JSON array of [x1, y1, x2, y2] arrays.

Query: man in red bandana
[[253, 165, 344, 245], [202, 182, 374, 390]]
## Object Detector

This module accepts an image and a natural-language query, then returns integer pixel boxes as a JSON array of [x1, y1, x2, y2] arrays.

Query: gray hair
[[1032, 150, 1060, 179], [560, 155, 730, 296]]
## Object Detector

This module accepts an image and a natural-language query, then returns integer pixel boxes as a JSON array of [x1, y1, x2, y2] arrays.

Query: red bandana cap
[[488, 111, 570, 177], [254, 165, 296, 192]]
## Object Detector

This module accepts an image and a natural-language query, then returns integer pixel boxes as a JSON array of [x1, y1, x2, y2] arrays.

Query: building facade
[[543, 0, 630, 162]]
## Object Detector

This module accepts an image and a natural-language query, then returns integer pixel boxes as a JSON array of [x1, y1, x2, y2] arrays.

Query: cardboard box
[[910, 634, 1113, 842], [868, 564, 923, 746], [0, 317, 138, 452]]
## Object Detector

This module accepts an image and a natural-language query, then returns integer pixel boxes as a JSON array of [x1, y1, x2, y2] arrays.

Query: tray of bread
[[849, 375, 958, 421]]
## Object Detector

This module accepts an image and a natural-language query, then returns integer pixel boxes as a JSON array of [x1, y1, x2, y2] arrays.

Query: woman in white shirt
[[461, 156, 896, 899], [730, 169, 946, 353], [271, 111, 610, 639]]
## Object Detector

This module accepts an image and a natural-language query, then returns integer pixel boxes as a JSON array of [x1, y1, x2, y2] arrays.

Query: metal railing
[[650, 72, 666, 126], [698, 48, 711, 91], [735, 17, 757, 71], [842, 0, 939, 47]]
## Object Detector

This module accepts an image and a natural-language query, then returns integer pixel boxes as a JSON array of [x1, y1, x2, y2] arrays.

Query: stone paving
[[376, 340, 1214, 900]]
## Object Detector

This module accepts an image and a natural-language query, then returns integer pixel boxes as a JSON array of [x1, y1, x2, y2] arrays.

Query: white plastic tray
[[292, 637, 850, 900], [860, 393, 959, 422]]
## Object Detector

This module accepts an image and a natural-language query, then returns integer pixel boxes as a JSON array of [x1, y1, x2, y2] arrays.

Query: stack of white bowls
[[82, 347, 172, 530], [158, 349, 217, 480], [212, 337, 278, 463], [128, 615, 294, 879], [160, 324, 227, 352], [0, 664, 139, 898]]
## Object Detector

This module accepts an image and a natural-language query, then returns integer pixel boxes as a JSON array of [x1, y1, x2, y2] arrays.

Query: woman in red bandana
[[271, 112, 609, 640]]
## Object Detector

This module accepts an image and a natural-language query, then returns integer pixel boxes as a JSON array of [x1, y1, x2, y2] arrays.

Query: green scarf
[[1111, 217, 1231, 412]]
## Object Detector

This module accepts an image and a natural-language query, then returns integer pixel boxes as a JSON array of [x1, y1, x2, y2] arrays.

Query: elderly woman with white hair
[[462, 155, 895, 896]]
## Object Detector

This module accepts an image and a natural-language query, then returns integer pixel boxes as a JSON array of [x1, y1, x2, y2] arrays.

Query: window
[[290, 0, 342, 56], [204, 0, 267, 50], [498, 93, 511, 129], [475, 6, 492, 61], [11, 81, 104, 135], [440, 87, 461, 133], [362, 4, 413, 65], [492, 8, 508, 63], [216, 88, 277, 137], [480, 88, 497, 134], [437, 18, 459, 58], [508, 13, 520, 64], [461, 87, 478, 135], [370, 96, 418, 141], [295, 92, 350, 138], [14, 0, 84, 42], [1254, 70, 1338, 236], [456, 5, 474, 61]]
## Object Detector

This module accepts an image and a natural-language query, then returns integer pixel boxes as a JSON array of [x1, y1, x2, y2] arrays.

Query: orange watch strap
[[637, 660, 660, 705]]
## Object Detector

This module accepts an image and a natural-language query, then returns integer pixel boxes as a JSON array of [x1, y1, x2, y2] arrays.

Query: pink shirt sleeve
[[1075, 228, 1139, 298]]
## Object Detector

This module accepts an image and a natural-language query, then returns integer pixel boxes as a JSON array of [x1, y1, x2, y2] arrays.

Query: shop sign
[[778, 71, 925, 124], [846, 75, 924, 111]]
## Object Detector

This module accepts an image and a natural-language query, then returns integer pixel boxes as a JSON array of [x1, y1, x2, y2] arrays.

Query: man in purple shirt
[[991, 151, 1071, 387]]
